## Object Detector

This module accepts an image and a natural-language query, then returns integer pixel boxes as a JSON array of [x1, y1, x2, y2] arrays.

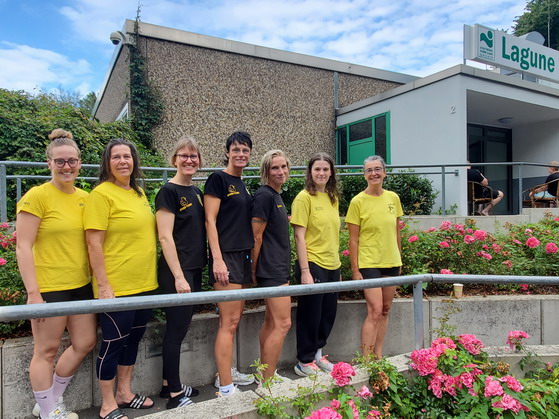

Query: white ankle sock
[[52, 372, 73, 401], [315, 348, 323, 361], [219, 383, 234, 394], [34, 384, 56, 417]]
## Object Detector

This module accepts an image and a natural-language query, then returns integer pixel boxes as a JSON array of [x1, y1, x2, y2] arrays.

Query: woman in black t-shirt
[[251, 149, 292, 383], [204, 131, 255, 396], [155, 136, 206, 409]]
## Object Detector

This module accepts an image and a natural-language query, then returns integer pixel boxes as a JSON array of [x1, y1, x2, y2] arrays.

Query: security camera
[[110, 31, 123, 45]]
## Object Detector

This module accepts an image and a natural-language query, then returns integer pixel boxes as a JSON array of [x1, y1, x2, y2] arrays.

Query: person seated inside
[[467, 164, 504, 216], [530, 161, 559, 199]]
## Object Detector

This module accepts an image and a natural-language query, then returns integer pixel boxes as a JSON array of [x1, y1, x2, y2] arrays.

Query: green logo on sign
[[478, 29, 495, 61], [480, 31, 493, 47]]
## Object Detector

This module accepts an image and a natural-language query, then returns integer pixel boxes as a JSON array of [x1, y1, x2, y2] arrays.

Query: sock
[[315, 348, 323, 361], [52, 373, 73, 401], [34, 385, 56, 417], [219, 383, 234, 395]]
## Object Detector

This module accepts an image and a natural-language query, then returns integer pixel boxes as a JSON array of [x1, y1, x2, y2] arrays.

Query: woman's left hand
[[175, 278, 191, 293]]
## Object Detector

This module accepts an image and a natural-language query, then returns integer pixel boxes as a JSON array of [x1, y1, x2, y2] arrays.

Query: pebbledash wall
[[93, 20, 416, 165], [2, 295, 559, 417]]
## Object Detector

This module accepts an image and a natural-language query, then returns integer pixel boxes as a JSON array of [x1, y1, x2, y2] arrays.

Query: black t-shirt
[[252, 185, 291, 278], [545, 172, 559, 196], [204, 171, 253, 252], [155, 182, 207, 270], [467, 169, 486, 197]]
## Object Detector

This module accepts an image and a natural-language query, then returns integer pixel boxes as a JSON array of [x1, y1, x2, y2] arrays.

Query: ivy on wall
[[128, 11, 164, 150]]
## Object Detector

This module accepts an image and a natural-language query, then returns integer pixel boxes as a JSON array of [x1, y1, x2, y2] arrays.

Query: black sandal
[[117, 394, 154, 409], [99, 408, 127, 419]]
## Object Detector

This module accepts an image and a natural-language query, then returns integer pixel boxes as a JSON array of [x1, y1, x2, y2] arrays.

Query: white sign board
[[464, 24, 559, 83]]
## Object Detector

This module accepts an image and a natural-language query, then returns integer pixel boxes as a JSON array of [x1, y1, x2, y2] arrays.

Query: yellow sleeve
[[345, 195, 361, 226], [16, 185, 45, 219], [290, 191, 310, 228], [83, 189, 110, 231]]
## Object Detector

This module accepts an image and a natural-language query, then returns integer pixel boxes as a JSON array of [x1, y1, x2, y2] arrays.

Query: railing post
[[413, 281, 425, 350], [16, 178, 22, 202], [163, 170, 168, 183], [441, 165, 446, 215], [518, 164, 523, 215], [0, 164, 6, 222]]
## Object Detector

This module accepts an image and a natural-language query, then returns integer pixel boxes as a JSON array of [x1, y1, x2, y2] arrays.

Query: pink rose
[[458, 334, 484, 355], [440, 269, 454, 275], [440, 221, 452, 230], [357, 385, 373, 398], [438, 241, 450, 248], [526, 237, 540, 248], [491, 394, 528, 414], [466, 228, 474, 233], [499, 375, 523, 392], [502, 260, 512, 269], [0, 258, 6, 266], [427, 227, 436, 232], [330, 400, 341, 409], [330, 362, 356, 387], [341, 249, 350, 257], [398, 220, 406, 230], [410, 348, 439, 376], [464, 235, 475, 244], [408, 235, 419, 243], [484, 376, 504, 397], [525, 228, 533, 234], [367, 411, 381, 418], [520, 284, 529, 292], [0, 222, 8, 229], [473, 230, 487, 241], [306, 407, 342, 419], [506, 330, 529, 350], [546, 242, 558, 254]]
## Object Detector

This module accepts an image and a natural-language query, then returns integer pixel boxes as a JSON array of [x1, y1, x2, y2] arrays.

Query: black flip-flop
[[117, 394, 154, 409], [99, 407, 127, 419]]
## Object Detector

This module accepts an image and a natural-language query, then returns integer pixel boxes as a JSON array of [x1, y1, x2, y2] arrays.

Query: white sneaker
[[40, 405, 78, 419], [216, 385, 241, 397], [316, 356, 334, 373], [34, 397, 78, 419], [294, 362, 320, 377], [214, 367, 255, 388]]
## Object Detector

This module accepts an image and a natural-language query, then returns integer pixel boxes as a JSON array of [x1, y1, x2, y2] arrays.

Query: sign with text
[[464, 24, 559, 83]]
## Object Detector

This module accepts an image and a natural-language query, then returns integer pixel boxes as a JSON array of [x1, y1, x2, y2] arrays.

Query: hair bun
[[48, 128, 73, 141]]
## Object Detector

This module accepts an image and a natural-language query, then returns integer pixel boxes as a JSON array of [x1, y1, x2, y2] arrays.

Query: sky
[[0, 0, 529, 98]]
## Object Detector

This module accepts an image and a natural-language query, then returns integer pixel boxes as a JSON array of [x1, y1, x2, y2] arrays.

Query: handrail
[[1, 273, 558, 351]]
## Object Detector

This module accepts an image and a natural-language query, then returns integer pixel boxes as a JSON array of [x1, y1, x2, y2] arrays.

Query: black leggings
[[295, 262, 340, 363], [97, 306, 152, 380], [160, 268, 202, 393]]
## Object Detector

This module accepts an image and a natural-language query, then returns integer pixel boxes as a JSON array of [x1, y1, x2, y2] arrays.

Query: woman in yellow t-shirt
[[84, 139, 157, 419], [346, 155, 403, 358], [291, 153, 341, 377], [16, 129, 96, 419]]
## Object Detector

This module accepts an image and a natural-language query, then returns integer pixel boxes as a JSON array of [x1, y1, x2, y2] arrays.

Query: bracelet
[[301, 267, 310, 271]]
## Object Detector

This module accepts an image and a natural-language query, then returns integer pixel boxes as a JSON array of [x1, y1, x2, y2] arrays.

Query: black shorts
[[359, 267, 401, 279], [482, 187, 499, 199], [295, 261, 340, 284], [42, 283, 94, 303], [256, 276, 290, 287], [209, 250, 252, 285]]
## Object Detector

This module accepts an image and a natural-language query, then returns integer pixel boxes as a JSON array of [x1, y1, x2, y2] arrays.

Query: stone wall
[[94, 48, 130, 123]]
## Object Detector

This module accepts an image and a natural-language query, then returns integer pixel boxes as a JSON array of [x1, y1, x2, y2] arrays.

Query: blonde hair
[[260, 149, 290, 185], [169, 136, 203, 168], [549, 161, 559, 172], [46, 129, 80, 159]]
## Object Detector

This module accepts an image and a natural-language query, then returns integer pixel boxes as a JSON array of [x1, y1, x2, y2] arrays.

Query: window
[[336, 112, 390, 165], [116, 103, 129, 121]]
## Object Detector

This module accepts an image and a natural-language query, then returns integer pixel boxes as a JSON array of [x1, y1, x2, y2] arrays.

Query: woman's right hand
[[175, 277, 191, 293], [27, 292, 46, 322], [213, 258, 230, 286], [352, 271, 364, 280], [98, 283, 115, 299], [301, 270, 314, 285]]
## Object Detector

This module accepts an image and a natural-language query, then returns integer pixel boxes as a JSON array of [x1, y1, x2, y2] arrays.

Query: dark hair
[[98, 138, 143, 197], [305, 152, 338, 205], [224, 131, 253, 164]]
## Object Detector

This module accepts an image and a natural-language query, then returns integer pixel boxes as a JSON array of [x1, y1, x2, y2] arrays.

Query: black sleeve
[[252, 190, 273, 221], [467, 169, 484, 183], [155, 184, 177, 213], [204, 172, 225, 199]]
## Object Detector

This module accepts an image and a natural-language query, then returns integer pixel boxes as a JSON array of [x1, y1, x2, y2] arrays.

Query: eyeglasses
[[176, 154, 199, 161], [230, 147, 251, 155], [52, 158, 80, 168], [364, 167, 384, 174]]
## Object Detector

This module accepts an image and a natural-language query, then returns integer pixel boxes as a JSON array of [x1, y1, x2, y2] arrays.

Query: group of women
[[16, 129, 403, 419]]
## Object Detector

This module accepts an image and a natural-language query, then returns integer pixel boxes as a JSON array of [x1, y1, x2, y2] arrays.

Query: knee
[[73, 334, 97, 355], [366, 308, 383, 323], [221, 315, 241, 333], [381, 305, 392, 317], [277, 318, 292, 336], [35, 345, 59, 364]]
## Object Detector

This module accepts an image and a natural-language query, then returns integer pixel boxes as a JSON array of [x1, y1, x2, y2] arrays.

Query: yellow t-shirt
[[290, 190, 341, 270], [345, 190, 403, 268], [83, 182, 157, 297], [16, 182, 90, 292]]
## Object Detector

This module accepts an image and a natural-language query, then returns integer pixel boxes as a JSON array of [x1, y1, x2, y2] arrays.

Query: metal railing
[[1, 273, 558, 350], [0, 160, 554, 221]]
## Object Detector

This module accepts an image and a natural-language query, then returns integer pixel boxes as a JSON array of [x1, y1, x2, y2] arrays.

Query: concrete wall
[[2, 295, 559, 417]]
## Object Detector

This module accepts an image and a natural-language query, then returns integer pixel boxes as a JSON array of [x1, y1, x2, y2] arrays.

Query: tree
[[513, 0, 559, 50], [78, 91, 97, 116]]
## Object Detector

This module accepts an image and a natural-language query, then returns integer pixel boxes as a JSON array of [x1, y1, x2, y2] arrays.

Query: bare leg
[[214, 283, 244, 386], [373, 286, 397, 358], [260, 291, 291, 380], [482, 190, 504, 215], [29, 316, 67, 390], [99, 379, 128, 418], [55, 313, 97, 378], [361, 288, 383, 357]]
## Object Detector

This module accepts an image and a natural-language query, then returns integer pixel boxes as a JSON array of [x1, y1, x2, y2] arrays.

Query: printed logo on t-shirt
[[227, 185, 240, 197], [315, 206, 324, 211], [197, 193, 203, 206], [388, 203, 395, 214], [277, 204, 283, 208], [79, 202, 84, 207], [179, 196, 192, 212]]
